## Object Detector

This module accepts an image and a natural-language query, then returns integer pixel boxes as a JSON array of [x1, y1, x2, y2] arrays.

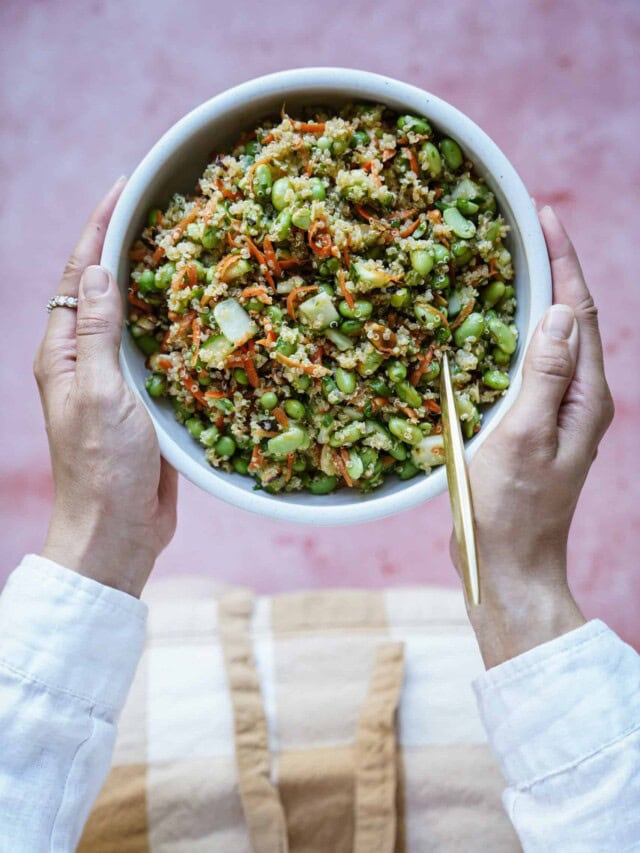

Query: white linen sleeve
[[473, 619, 640, 852], [0, 554, 147, 852]]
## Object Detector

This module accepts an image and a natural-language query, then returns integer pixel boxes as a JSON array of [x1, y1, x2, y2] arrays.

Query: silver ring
[[47, 295, 79, 313]]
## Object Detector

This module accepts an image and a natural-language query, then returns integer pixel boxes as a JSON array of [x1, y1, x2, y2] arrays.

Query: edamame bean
[[338, 299, 373, 320], [136, 334, 160, 356], [414, 304, 444, 329], [276, 339, 296, 356], [386, 361, 407, 383], [492, 346, 511, 366], [447, 290, 463, 317], [186, 418, 204, 440], [481, 280, 506, 308], [145, 374, 166, 397], [396, 460, 419, 480], [488, 317, 517, 354], [156, 263, 176, 288], [397, 115, 431, 134], [284, 399, 306, 420], [246, 298, 265, 312], [268, 426, 307, 457], [410, 249, 434, 277], [332, 137, 349, 155], [309, 177, 326, 200], [483, 369, 510, 390], [443, 207, 476, 239], [215, 436, 236, 457], [201, 226, 221, 250], [253, 163, 273, 200], [260, 391, 278, 410], [292, 208, 312, 230], [309, 474, 339, 494], [432, 273, 450, 291], [389, 441, 407, 461], [233, 456, 250, 474], [390, 288, 410, 308], [370, 377, 392, 397], [319, 257, 340, 275], [421, 141, 442, 177], [329, 421, 367, 447], [357, 350, 384, 376], [397, 380, 422, 408], [335, 368, 357, 395], [271, 177, 293, 211], [457, 198, 480, 216], [138, 269, 156, 294], [388, 417, 423, 445], [440, 138, 464, 170], [293, 457, 307, 473], [318, 282, 334, 296], [293, 374, 311, 392], [453, 312, 485, 347], [350, 130, 370, 148], [365, 420, 394, 450], [345, 450, 364, 481], [431, 243, 450, 264], [199, 426, 220, 447], [272, 208, 292, 241], [451, 240, 473, 266], [322, 377, 338, 399], [233, 367, 249, 386], [266, 305, 284, 326]]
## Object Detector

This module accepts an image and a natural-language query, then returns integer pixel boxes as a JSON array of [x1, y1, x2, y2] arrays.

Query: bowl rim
[[102, 66, 551, 526]]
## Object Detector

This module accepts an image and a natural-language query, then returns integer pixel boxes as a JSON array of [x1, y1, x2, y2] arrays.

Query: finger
[[44, 176, 127, 349], [74, 266, 123, 386], [505, 304, 579, 453]]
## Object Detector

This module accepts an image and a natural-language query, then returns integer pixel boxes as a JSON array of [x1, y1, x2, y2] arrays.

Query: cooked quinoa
[[128, 104, 517, 495]]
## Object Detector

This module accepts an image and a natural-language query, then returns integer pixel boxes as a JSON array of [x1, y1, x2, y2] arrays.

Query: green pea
[[260, 391, 278, 411], [440, 138, 464, 170], [284, 399, 306, 420], [485, 220, 501, 242], [421, 141, 442, 177], [156, 263, 176, 288], [388, 417, 423, 445], [457, 198, 480, 216], [268, 426, 308, 457], [414, 304, 444, 329], [453, 312, 485, 346], [319, 257, 340, 275], [246, 298, 265, 312], [410, 249, 434, 277], [210, 397, 234, 414], [329, 421, 367, 447], [488, 317, 517, 354], [357, 350, 385, 377], [451, 240, 473, 266], [293, 374, 311, 392], [492, 346, 511, 366], [186, 417, 204, 440], [253, 163, 273, 200], [396, 460, 420, 480], [271, 177, 293, 211], [432, 273, 450, 291], [332, 137, 349, 155], [292, 207, 312, 230], [340, 320, 364, 337], [481, 280, 506, 308], [369, 376, 392, 397], [316, 136, 332, 151], [201, 226, 221, 250], [397, 115, 431, 134], [318, 282, 334, 296], [397, 380, 422, 408], [386, 361, 407, 383], [335, 368, 357, 395], [390, 288, 410, 308], [138, 269, 156, 295], [350, 130, 370, 148], [200, 426, 220, 447], [234, 367, 249, 386], [293, 457, 307, 472], [309, 177, 326, 200], [145, 374, 166, 397], [431, 243, 450, 264], [215, 436, 236, 457], [265, 305, 284, 326], [322, 377, 338, 400], [276, 339, 296, 356], [135, 334, 160, 356], [483, 369, 511, 390], [443, 207, 476, 239], [272, 208, 292, 241], [233, 456, 250, 475], [338, 299, 373, 320], [309, 474, 339, 495]]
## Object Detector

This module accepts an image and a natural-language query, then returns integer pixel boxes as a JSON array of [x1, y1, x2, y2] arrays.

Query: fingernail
[[544, 304, 574, 340], [82, 265, 110, 297]]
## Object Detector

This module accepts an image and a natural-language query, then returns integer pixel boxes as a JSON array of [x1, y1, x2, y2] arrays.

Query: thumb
[[507, 304, 579, 439], [75, 265, 123, 384]]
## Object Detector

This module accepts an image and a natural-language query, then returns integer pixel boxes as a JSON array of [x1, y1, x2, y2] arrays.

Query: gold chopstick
[[439, 353, 480, 607]]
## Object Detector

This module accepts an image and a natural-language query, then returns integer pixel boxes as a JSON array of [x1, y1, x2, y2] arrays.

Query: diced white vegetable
[[412, 435, 446, 471], [198, 334, 235, 369], [353, 261, 395, 290], [297, 291, 339, 330], [213, 298, 258, 345], [325, 328, 353, 351]]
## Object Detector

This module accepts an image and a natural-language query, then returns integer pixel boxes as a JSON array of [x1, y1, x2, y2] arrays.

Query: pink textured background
[[1, 1, 639, 646]]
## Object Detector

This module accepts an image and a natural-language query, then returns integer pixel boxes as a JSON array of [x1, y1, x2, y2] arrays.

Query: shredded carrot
[[287, 284, 318, 320], [354, 204, 375, 222], [294, 121, 325, 134], [248, 445, 264, 472], [334, 449, 353, 488], [374, 397, 387, 409], [215, 253, 243, 282], [263, 236, 281, 276], [244, 353, 259, 388], [307, 220, 333, 258], [274, 352, 330, 376], [273, 407, 290, 430], [129, 245, 147, 261], [243, 235, 266, 265], [337, 270, 354, 310], [181, 373, 207, 406], [429, 305, 450, 328], [152, 246, 165, 265], [342, 242, 351, 269], [488, 258, 499, 278], [186, 262, 198, 287], [201, 197, 218, 224], [381, 454, 396, 468], [399, 218, 422, 238], [241, 286, 272, 305], [449, 299, 476, 331], [160, 329, 172, 351], [381, 148, 397, 163], [155, 356, 172, 371], [398, 405, 419, 421], [312, 345, 324, 365], [176, 310, 197, 332], [403, 146, 419, 175], [246, 157, 271, 195], [215, 178, 241, 200], [427, 210, 442, 225], [433, 422, 443, 434], [190, 317, 201, 368], [127, 290, 152, 313], [304, 160, 314, 177], [395, 208, 419, 220], [204, 389, 226, 399], [410, 345, 435, 386], [425, 398, 441, 414], [277, 256, 304, 269]]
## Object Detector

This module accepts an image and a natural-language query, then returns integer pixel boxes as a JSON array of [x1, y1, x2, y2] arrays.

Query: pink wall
[[1, 0, 639, 647]]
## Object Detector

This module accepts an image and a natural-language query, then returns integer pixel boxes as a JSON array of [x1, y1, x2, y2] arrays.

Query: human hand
[[34, 179, 178, 598], [452, 206, 614, 668]]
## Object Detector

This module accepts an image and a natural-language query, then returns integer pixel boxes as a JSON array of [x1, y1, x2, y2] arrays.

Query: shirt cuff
[[473, 619, 640, 787], [0, 554, 147, 715]]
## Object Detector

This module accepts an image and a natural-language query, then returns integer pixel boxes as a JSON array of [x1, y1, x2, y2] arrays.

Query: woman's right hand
[[451, 206, 615, 668]]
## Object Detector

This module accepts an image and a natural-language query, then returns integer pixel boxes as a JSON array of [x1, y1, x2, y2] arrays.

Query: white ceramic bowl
[[102, 67, 550, 526]]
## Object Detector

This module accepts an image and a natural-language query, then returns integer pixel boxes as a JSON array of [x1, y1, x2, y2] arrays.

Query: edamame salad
[[128, 104, 517, 494]]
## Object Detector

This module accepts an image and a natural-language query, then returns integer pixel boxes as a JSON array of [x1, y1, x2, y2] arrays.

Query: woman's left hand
[[34, 178, 178, 597]]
